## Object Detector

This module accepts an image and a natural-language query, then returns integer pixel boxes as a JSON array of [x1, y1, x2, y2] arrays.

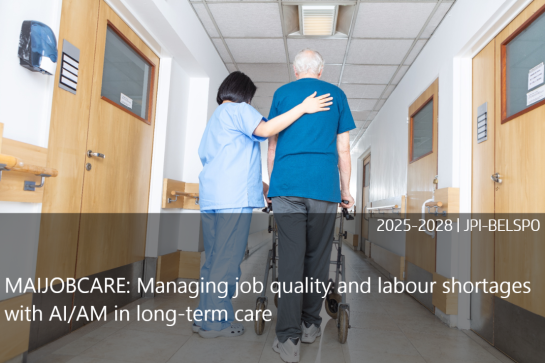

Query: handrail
[[168, 190, 199, 204], [0, 153, 58, 177], [171, 191, 199, 198], [366, 204, 399, 211], [0, 153, 58, 191], [424, 201, 443, 208]]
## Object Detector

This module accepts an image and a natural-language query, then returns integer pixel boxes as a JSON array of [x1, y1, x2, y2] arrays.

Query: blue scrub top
[[198, 102, 267, 210], [268, 78, 356, 203]]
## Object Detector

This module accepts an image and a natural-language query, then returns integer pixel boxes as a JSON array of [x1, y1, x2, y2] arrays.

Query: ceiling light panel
[[352, 3, 436, 38], [301, 5, 337, 36], [208, 3, 283, 37]]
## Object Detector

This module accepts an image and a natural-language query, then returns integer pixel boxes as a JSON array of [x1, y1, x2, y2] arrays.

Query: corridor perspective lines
[[27, 243, 512, 363]]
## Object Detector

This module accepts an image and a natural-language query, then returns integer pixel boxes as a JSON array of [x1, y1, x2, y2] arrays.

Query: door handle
[[87, 150, 106, 159], [491, 173, 502, 184]]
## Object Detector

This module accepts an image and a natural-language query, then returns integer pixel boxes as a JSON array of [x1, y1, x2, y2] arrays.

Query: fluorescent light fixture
[[301, 5, 337, 36]]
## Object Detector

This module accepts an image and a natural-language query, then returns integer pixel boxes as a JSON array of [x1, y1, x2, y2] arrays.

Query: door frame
[[356, 147, 371, 251], [451, 0, 533, 330]]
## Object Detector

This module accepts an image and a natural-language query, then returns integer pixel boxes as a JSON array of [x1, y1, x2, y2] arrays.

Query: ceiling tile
[[288, 64, 342, 84], [404, 40, 427, 65], [251, 96, 273, 111], [287, 39, 348, 64], [375, 99, 386, 111], [226, 39, 286, 63], [421, 2, 454, 39], [192, 4, 219, 38], [349, 99, 377, 111], [368, 111, 378, 120], [341, 84, 386, 99], [353, 121, 367, 129], [226, 64, 237, 73], [391, 66, 409, 85], [342, 65, 397, 84], [255, 83, 285, 97], [212, 39, 231, 63], [348, 99, 360, 111], [347, 39, 413, 65], [351, 111, 371, 121], [238, 64, 290, 82], [353, 3, 436, 38], [208, 3, 283, 37], [383, 85, 396, 98]]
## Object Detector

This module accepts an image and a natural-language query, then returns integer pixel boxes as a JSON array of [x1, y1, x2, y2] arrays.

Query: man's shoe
[[273, 336, 300, 363], [301, 321, 321, 344]]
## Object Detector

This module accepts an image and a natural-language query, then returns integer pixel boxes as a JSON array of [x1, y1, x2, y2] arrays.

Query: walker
[[254, 203, 354, 344]]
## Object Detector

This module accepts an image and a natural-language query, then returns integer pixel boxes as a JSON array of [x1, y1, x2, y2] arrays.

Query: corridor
[[27, 243, 511, 363]]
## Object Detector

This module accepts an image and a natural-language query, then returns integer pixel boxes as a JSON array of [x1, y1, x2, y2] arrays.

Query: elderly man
[[267, 49, 355, 362]]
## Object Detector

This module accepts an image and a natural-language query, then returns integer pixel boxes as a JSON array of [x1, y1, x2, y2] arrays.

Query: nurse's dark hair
[[216, 71, 257, 105]]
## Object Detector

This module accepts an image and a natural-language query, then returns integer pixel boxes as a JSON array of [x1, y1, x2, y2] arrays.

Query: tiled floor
[[28, 242, 512, 363]]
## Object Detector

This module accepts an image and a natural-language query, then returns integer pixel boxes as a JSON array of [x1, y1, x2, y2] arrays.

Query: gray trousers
[[272, 196, 337, 343]]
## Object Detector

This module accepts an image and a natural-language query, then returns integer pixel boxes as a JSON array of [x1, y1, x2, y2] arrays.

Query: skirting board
[[156, 251, 202, 283], [0, 294, 32, 362], [370, 243, 405, 280], [432, 272, 458, 315]]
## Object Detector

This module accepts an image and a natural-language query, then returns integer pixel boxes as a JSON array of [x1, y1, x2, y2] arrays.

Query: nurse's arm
[[253, 92, 333, 138]]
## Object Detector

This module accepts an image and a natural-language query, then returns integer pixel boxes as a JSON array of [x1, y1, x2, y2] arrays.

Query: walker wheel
[[338, 306, 349, 344], [325, 293, 342, 319], [274, 292, 278, 308], [254, 300, 266, 335]]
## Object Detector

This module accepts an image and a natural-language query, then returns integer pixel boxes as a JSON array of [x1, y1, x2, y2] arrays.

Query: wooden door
[[406, 80, 439, 280], [360, 156, 371, 251], [494, 0, 545, 320], [75, 2, 159, 278], [471, 39, 496, 344]]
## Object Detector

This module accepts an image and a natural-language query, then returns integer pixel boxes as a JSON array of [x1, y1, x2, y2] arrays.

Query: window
[[364, 162, 370, 187], [502, 4, 545, 123], [410, 99, 433, 162], [101, 24, 153, 123]]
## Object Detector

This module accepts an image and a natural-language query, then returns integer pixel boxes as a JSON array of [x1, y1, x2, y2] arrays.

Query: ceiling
[[190, 0, 455, 145]]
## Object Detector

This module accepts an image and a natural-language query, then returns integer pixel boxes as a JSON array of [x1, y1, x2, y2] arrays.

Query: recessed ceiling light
[[301, 5, 337, 36]]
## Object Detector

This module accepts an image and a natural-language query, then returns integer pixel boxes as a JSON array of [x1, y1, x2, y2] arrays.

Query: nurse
[[194, 71, 333, 338]]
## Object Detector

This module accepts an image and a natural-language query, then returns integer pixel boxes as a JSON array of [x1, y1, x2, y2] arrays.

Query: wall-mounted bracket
[[0, 164, 7, 182], [24, 174, 52, 192]]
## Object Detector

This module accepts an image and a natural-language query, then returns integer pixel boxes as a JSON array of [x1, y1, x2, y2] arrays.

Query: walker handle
[[341, 201, 354, 220], [262, 203, 272, 214]]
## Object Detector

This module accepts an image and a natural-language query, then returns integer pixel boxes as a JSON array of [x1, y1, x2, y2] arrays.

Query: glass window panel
[[411, 100, 433, 161], [101, 26, 152, 120], [506, 11, 545, 118], [364, 163, 370, 187]]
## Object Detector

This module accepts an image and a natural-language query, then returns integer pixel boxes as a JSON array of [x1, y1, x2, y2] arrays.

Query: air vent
[[300, 5, 337, 36]]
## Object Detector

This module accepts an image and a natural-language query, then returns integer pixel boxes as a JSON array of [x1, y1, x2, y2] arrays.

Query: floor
[[28, 242, 513, 363]]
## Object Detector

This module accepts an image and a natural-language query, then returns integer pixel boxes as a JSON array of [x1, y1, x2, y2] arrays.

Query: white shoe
[[192, 323, 201, 333], [273, 336, 300, 362], [198, 322, 244, 338], [301, 321, 321, 344]]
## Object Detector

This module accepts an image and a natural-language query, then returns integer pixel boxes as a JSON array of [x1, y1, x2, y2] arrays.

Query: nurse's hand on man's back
[[301, 92, 333, 114]]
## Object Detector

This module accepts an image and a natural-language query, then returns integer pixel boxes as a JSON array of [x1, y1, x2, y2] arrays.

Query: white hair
[[293, 49, 324, 76]]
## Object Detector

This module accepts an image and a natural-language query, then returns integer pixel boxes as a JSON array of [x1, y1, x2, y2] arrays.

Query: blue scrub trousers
[[195, 207, 253, 331]]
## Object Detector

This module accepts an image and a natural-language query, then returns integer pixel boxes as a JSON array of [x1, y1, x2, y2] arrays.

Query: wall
[[350, 0, 529, 328], [0, 0, 62, 302]]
